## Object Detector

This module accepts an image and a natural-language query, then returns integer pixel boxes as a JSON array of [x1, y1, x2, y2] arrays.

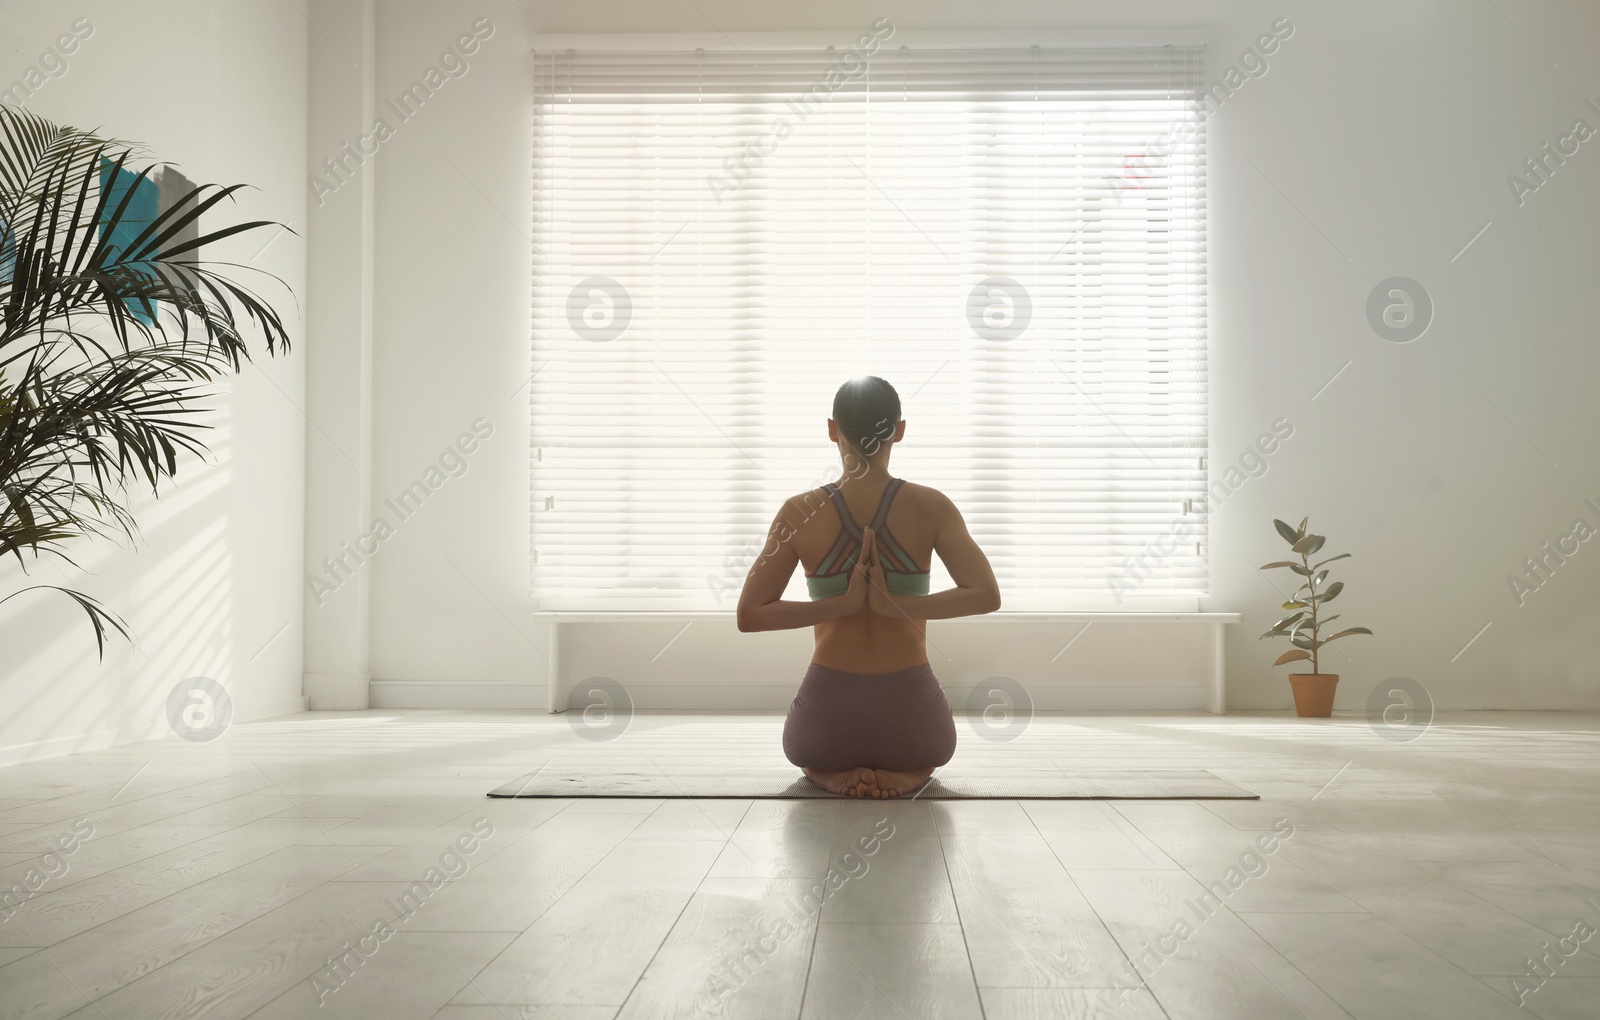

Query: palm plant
[[0, 106, 291, 655], [1259, 517, 1371, 674]]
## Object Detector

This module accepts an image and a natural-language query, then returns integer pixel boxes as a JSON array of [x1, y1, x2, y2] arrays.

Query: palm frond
[[0, 106, 291, 659], [0, 584, 130, 658]]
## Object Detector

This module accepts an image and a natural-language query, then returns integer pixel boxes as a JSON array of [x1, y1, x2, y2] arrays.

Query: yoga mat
[[487, 768, 1256, 800]]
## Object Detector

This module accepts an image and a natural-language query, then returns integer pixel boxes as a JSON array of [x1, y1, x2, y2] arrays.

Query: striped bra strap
[[825, 478, 902, 540], [815, 478, 920, 576], [823, 486, 859, 541], [866, 477, 905, 535]]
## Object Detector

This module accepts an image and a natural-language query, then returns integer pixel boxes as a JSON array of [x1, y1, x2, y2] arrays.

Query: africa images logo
[[166, 676, 233, 741]]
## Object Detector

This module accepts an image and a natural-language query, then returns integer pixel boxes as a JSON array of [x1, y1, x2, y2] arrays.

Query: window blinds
[[531, 42, 1207, 610]]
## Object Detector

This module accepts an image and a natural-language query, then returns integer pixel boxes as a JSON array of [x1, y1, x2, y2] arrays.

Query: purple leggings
[[782, 662, 957, 772]]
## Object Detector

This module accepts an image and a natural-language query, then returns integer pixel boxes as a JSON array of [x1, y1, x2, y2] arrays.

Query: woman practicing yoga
[[736, 376, 1002, 798]]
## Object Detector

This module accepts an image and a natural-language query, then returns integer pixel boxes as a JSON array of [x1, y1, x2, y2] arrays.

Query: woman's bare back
[[788, 476, 942, 673]]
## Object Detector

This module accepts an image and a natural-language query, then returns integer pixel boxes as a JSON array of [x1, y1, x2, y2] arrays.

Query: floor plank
[[459, 838, 724, 1006], [802, 921, 982, 1020], [616, 877, 820, 1020]]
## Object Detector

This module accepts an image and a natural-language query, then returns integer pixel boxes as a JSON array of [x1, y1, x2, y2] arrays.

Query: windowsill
[[531, 594, 1216, 614], [531, 610, 1242, 623]]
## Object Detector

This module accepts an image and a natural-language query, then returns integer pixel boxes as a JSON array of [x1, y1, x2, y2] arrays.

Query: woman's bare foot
[[867, 767, 935, 798], [803, 767, 878, 797]]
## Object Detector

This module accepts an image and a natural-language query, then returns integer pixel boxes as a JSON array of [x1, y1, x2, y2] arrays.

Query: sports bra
[[805, 477, 931, 600]]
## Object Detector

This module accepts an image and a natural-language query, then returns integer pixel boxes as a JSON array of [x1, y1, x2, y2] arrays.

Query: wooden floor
[[1, 710, 1597, 1019]]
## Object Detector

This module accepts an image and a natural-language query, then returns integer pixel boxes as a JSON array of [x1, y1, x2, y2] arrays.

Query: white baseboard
[[305, 671, 371, 710], [370, 680, 546, 709], [248, 694, 316, 721], [946, 683, 1208, 713], [0, 721, 164, 768], [0, 692, 313, 767]]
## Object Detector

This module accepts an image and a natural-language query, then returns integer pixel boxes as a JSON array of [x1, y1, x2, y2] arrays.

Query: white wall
[[344, 0, 1600, 712], [0, 0, 309, 762], [1201, 0, 1600, 710]]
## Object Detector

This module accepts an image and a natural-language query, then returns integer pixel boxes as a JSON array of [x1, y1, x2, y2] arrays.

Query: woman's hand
[[843, 527, 877, 614], [862, 528, 898, 617]]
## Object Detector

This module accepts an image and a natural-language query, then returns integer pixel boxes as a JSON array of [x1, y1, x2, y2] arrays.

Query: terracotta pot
[[1288, 673, 1339, 717]]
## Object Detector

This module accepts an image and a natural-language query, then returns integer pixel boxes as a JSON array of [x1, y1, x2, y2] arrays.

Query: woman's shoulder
[[790, 483, 835, 507], [896, 479, 953, 509], [892, 481, 961, 532], [777, 485, 838, 526]]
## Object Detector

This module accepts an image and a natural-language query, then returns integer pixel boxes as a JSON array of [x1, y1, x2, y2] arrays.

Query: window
[[531, 39, 1207, 610]]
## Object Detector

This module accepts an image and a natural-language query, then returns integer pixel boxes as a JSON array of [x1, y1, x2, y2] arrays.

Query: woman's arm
[[735, 500, 871, 632], [868, 491, 1001, 621]]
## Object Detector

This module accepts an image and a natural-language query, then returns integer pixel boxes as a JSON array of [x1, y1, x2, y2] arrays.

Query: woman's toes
[[870, 768, 926, 798], [806, 768, 858, 797], [842, 767, 864, 797]]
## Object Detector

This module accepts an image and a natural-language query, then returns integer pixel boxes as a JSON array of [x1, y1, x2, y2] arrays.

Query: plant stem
[[1304, 547, 1318, 674]]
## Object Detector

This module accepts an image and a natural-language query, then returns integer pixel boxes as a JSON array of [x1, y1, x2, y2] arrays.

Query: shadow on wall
[[0, 425, 236, 761]]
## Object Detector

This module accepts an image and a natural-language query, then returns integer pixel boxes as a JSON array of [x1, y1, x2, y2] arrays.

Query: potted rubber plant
[[1259, 517, 1371, 717]]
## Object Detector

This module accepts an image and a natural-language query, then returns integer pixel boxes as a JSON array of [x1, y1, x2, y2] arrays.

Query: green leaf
[[1298, 516, 1309, 537], [1323, 627, 1372, 642], [1273, 649, 1312, 666], [1289, 563, 1311, 577], [1311, 569, 1329, 589], [1291, 534, 1324, 555], [1320, 581, 1344, 603], [1313, 552, 1352, 570], [1291, 633, 1316, 649], [1281, 600, 1309, 610], [1273, 519, 1299, 544], [1259, 560, 1300, 571], [1270, 610, 1305, 632]]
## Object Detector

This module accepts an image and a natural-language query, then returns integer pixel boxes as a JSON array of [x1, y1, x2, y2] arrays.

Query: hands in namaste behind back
[[843, 527, 898, 617]]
